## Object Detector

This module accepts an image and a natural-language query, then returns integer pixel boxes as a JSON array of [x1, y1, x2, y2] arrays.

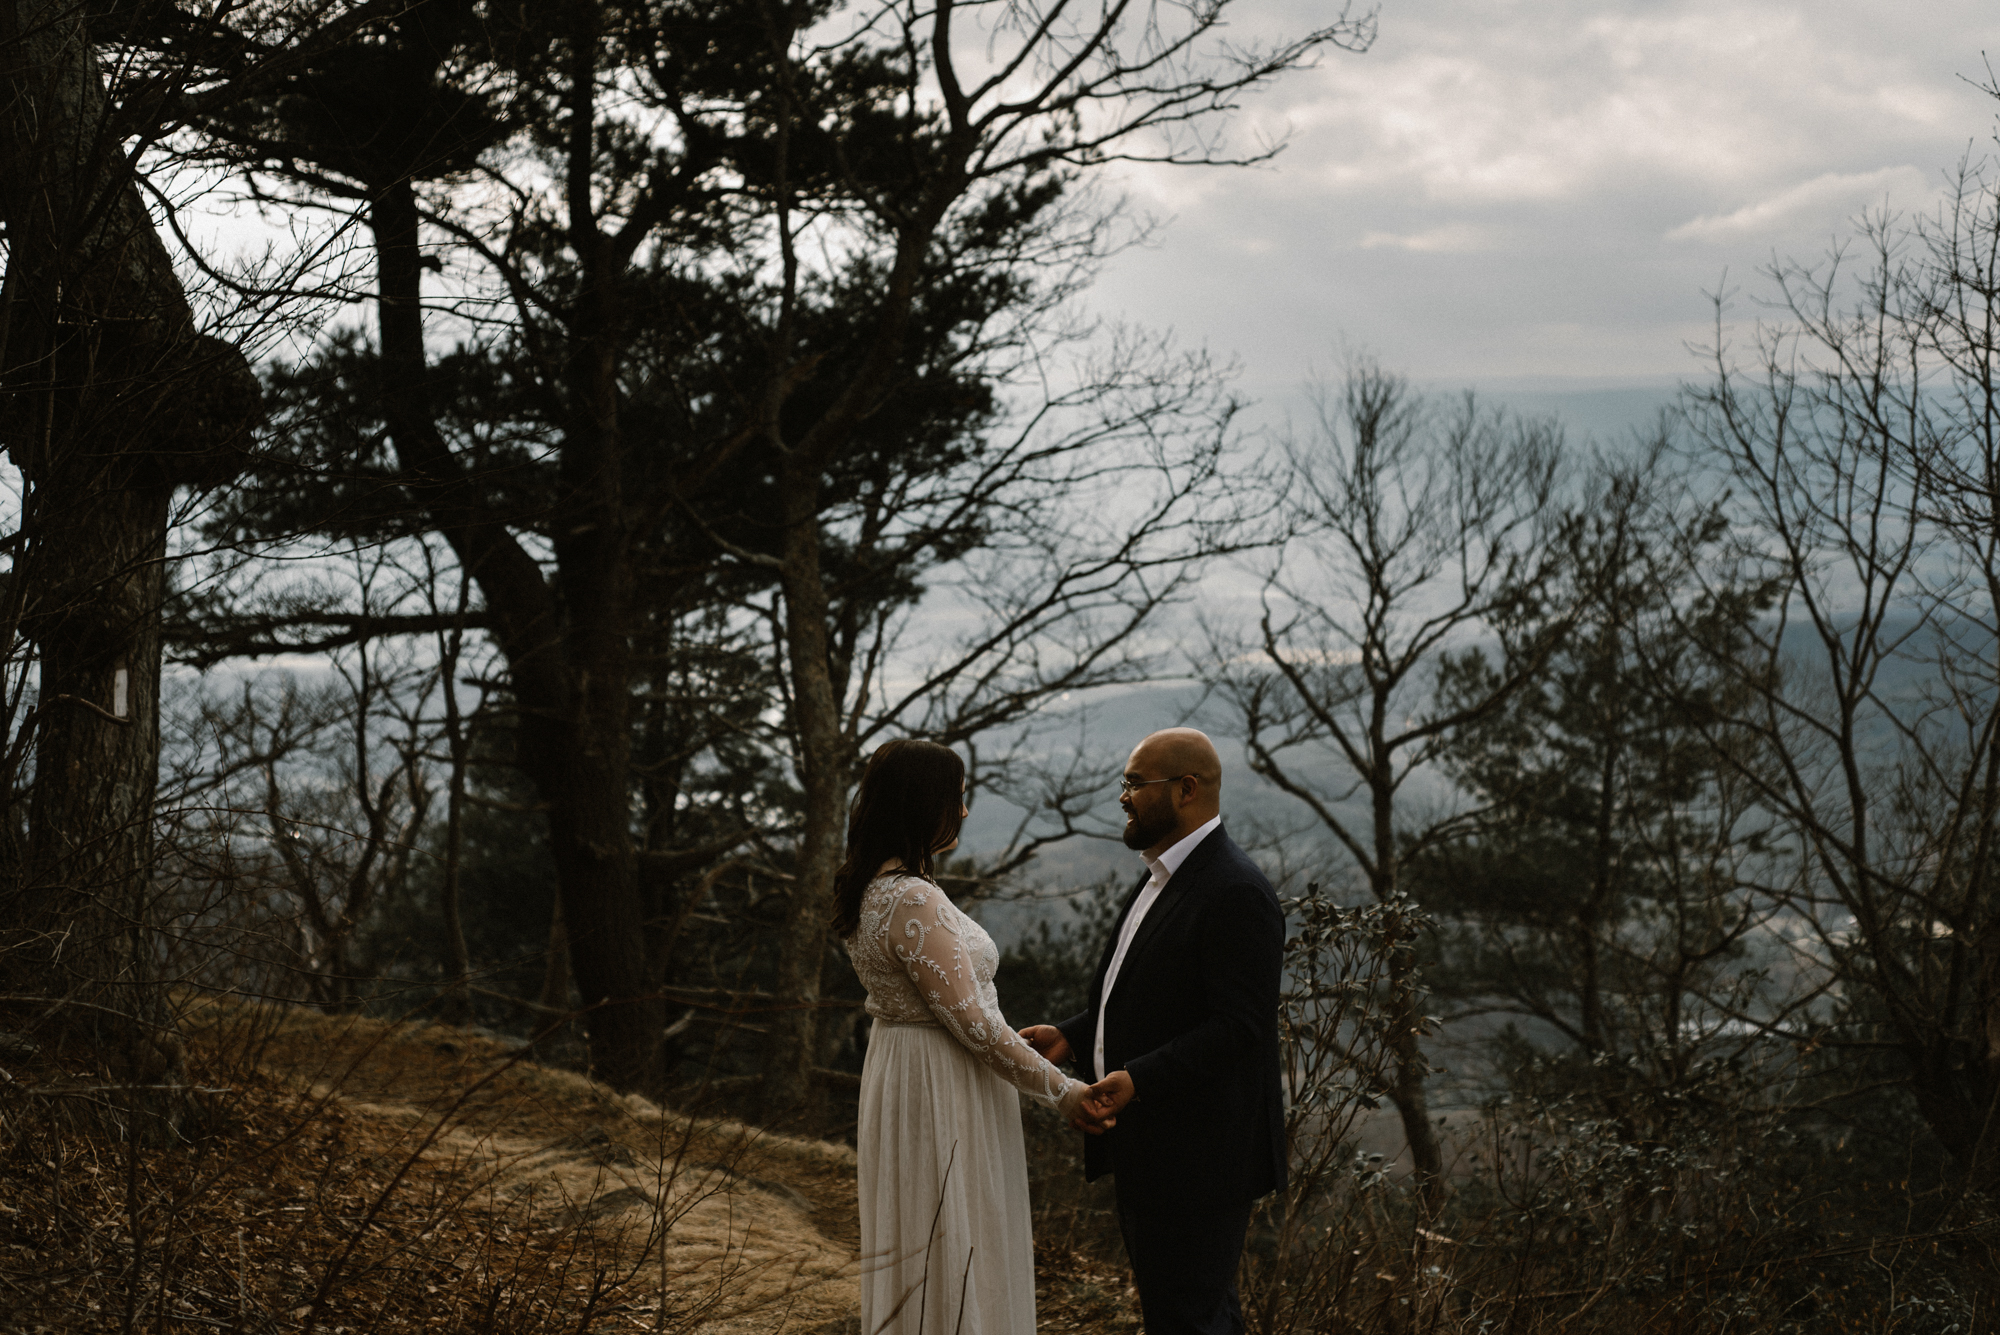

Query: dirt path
[[193, 1001, 864, 1335]]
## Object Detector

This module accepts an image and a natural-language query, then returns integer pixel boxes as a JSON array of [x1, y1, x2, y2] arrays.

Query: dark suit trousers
[[1116, 1191, 1252, 1335]]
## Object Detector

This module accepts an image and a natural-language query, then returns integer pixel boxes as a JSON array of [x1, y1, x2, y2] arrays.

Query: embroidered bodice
[[848, 872, 1085, 1115]]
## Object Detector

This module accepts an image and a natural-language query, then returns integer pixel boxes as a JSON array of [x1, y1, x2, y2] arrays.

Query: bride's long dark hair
[[830, 739, 966, 938]]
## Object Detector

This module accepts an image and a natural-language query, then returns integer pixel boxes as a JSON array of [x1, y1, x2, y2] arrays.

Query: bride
[[835, 739, 1113, 1335]]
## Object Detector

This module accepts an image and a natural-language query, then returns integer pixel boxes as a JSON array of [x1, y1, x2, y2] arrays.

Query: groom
[[1021, 728, 1285, 1335]]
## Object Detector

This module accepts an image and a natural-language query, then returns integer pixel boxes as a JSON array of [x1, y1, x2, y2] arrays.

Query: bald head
[[1120, 728, 1224, 856], [1131, 728, 1222, 793]]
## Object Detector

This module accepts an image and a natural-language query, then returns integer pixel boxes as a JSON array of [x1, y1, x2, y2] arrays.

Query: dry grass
[[0, 999, 863, 1335], [0, 998, 1161, 1335], [16, 995, 1992, 1333]]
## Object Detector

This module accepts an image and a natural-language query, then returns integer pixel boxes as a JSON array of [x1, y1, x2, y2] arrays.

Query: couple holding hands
[[838, 729, 1285, 1335]]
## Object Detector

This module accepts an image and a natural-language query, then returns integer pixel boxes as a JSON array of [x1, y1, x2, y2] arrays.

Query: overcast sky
[[1083, 0, 2000, 435], [973, 0, 2000, 876]]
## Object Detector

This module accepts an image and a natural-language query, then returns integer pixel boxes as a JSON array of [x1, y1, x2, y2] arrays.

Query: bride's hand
[[1058, 1080, 1115, 1133]]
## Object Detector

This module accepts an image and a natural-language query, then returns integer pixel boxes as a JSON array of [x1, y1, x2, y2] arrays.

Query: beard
[[1121, 804, 1177, 851]]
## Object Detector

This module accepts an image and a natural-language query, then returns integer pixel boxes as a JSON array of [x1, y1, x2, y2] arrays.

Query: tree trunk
[[540, 893, 573, 1013], [0, 0, 259, 1127], [1365, 668, 1444, 1210], [369, 175, 662, 1092], [542, 122, 663, 1092], [540, 720, 658, 1091], [14, 485, 178, 1078], [1383, 949, 1444, 1213], [437, 634, 472, 1026], [1367, 771, 1445, 1214], [762, 479, 851, 1124]]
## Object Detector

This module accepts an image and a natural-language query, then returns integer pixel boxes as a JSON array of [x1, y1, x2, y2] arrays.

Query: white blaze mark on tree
[[114, 669, 128, 719]]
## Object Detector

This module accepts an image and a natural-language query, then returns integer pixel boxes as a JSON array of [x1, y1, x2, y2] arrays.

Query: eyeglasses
[[1118, 774, 1191, 795]]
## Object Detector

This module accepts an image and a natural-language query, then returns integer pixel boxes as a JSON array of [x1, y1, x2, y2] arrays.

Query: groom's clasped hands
[[1018, 1024, 1134, 1135]]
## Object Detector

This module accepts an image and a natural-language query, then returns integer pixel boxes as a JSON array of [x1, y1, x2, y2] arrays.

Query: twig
[[46, 693, 130, 724]]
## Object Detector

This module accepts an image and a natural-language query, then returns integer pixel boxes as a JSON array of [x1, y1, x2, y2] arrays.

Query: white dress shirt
[[1092, 815, 1222, 1081]]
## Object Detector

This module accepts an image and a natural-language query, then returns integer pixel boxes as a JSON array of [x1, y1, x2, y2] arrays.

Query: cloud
[[1357, 223, 1490, 253], [1265, 9, 1824, 205], [1666, 166, 1939, 242], [1090, 0, 2000, 386]]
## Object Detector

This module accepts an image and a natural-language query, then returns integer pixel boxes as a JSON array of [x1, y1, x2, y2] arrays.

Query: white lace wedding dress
[[847, 872, 1086, 1335]]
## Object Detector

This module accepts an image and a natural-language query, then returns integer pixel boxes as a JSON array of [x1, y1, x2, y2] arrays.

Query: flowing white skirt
[[856, 1019, 1036, 1335]]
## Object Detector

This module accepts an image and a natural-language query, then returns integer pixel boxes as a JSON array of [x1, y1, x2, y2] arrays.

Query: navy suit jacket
[[1056, 824, 1286, 1209]]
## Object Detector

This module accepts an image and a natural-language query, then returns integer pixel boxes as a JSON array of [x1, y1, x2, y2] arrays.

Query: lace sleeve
[[885, 880, 1085, 1114]]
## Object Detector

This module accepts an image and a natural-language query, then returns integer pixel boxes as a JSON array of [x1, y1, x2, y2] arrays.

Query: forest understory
[[2, 997, 1995, 1335]]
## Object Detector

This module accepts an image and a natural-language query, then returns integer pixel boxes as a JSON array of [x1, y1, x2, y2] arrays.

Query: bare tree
[[154, 670, 328, 1001], [260, 648, 435, 1011], [425, 552, 481, 1025], [1680, 165, 2000, 1197], [1411, 454, 1794, 1097], [151, 535, 482, 1015], [1205, 360, 1580, 1208]]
